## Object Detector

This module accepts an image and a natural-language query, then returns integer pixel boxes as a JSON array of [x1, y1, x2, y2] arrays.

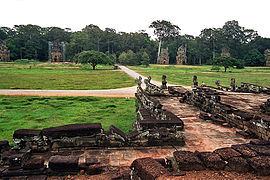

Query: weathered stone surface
[[214, 147, 241, 161], [232, 110, 253, 121], [131, 157, 168, 180], [248, 156, 270, 176], [22, 158, 44, 170], [247, 144, 270, 156], [110, 125, 127, 141], [154, 158, 166, 167], [197, 152, 226, 170], [227, 157, 250, 173], [7, 152, 30, 168], [199, 112, 211, 120], [250, 139, 270, 145], [0, 141, 10, 151], [173, 151, 205, 171], [86, 164, 104, 175], [42, 123, 102, 138], [27, 175, 47, 180], [13, 129, 41, 139], [231, 144, 257, 158], [48, 155, 79, 172]]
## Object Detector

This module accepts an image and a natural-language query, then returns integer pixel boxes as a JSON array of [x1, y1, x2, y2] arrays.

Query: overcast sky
[[2, 0, 270, 38]]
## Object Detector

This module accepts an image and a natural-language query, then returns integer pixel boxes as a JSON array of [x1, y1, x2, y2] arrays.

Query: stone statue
[[147, 76, 151, 83], [230, 78, 236, 91], [215, 80, 220, 88], [193, 75, 198, 87], [135, 76, 142, 87], [161, 75, 167, 89]]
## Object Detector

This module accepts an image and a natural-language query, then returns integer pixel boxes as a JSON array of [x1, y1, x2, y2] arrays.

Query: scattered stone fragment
[[197, 152, 226, 170], [173, 151, 205, 171], [131, 157, 168, 180], [231, 144, 257, 158], [226, 157, 250, 173], [48, 155, 79, 172], [214, 147, 241, 161]]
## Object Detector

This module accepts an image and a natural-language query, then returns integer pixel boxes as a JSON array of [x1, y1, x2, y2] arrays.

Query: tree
[[244, 49, 265, 66], [141, 51, 150, 67], [212, 56, 244, 72], [118, 52, 127, 65], [149, 20, 181, 61], [78, 50, 110, 70]]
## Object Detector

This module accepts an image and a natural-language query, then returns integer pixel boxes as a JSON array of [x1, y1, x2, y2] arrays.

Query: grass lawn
[[0, 95, 136, 143], [0, 62, 135, 90], [129, 65, 270, 87]]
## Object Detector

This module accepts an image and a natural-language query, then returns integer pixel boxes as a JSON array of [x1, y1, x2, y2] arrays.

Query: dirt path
[[0, 66, 168, 97]]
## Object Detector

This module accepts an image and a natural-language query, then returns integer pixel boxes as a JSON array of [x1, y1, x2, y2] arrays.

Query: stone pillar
[[264, 49, 270, 67]]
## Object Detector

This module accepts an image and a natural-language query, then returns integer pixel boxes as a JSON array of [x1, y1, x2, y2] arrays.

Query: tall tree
[[149, 20, 180, 62]]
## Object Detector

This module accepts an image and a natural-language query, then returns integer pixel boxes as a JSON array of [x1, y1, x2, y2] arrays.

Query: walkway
[[0, 66, 162, 97]]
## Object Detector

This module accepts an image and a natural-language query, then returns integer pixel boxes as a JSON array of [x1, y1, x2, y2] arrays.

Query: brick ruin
[[265, 49, 270, 67], [176, 45, 187, 65], [157, 48, 169, 65], [1, 77, 270, 179], [0, 40, 10, 62], [48, 42, 65, 62]]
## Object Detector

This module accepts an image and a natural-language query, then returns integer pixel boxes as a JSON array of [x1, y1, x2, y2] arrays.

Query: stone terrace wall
[[181, 87, 270, 140], [134, 86, 185, 146]]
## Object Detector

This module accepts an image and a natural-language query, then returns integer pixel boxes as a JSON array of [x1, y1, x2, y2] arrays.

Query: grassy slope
[[129, 65, 270, 87], [0, 63, 135, 90], [0, 96, 136, 142]]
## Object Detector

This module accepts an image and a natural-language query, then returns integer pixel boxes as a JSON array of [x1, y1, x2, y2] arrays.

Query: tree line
[[1, 20, 270, 66]]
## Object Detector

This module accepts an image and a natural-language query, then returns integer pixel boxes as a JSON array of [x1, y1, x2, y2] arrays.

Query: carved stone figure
[[193, 75, 198, 87], [161, 75, 167, 89], [135, 76, 142, 87], [230, 78, 236, 91], [0, 40, 10, 62], [176, 45, 187, 65], [264, 49, 270, 67], [157, 48, 169, 65], [215, 80, 220, 88]]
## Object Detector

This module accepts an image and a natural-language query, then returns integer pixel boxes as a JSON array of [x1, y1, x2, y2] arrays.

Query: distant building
[[265, 49, 270, 67], [48, 42, 65, 62], [157, 48, 169, 65], [0, 40, 10, 62], [176, 45, 187, 65], [221, 48, 230, 57]]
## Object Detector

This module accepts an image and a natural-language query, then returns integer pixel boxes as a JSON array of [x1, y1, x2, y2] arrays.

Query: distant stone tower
[[176, 45, 187, 65], [265, 49, 270, 67], [0, 40, 10, 62], [157, 48, 169, 65], [221, 48, 230, 57], [48, 41, 66, 62]]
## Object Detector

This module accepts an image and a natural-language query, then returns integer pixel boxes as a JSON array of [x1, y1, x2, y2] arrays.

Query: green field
[[0, 62, 135, 90], [129, 65, 270, 87], [0, 96, 136, 143]]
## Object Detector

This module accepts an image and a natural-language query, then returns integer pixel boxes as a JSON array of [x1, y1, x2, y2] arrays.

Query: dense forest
[[1, 20, 270, 66]]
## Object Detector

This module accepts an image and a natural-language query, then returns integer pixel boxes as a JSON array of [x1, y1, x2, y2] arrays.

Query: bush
[[211, 66, 221, 72], [15, 59, 38, 64]]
